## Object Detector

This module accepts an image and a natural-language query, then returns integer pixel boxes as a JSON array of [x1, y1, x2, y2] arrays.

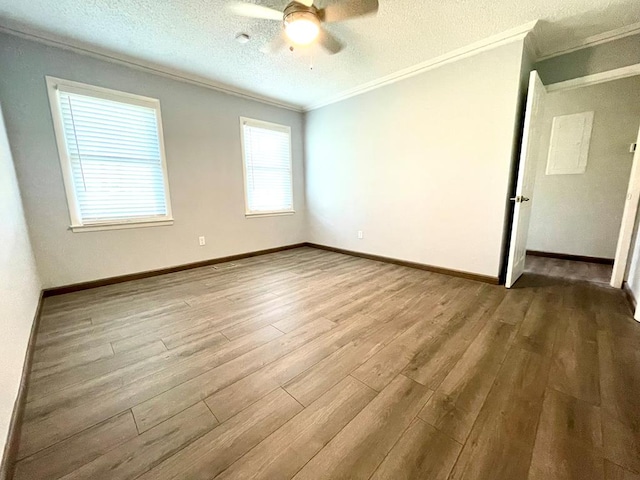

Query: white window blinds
[[241, 118, 293, 215], [47, 77, 172, 230]]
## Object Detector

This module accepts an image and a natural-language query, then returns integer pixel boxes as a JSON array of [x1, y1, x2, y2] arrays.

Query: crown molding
[[537, 21, 640, 61], [3, 16, 639, 115], [303, 20, 539, 112], [546, 63, 640, 92], [523, 30, 541, 64], [0, 22, 305, 113]]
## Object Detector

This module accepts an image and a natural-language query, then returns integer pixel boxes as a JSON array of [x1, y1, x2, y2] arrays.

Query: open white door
[[505, 71, 548, 288], [611, 125, 640, 288]]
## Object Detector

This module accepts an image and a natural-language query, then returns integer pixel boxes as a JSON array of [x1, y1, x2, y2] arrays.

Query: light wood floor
[[13, 247, 640, 479]]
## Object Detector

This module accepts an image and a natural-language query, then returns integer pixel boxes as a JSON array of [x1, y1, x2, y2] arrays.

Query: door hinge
[[510, 195, 530, 203]]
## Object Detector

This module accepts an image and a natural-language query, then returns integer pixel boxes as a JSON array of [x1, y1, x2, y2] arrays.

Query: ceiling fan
[[228, 0, 379, 54]]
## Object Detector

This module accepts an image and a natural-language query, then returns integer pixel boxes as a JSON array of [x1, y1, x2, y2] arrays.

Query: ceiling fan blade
[[228, 2, 282, 20], [260, 30, 288, 54], [319, 0, 378, 22], [317, 27, 344, 54]]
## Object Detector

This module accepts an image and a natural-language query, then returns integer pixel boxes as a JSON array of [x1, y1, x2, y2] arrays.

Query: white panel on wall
[[527, 75, 640, 260], [545, 111, 594, 175]]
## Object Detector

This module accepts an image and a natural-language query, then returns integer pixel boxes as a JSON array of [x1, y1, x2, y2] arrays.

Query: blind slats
[[57, 88, 169, 224], [242, 120, 293, 213]]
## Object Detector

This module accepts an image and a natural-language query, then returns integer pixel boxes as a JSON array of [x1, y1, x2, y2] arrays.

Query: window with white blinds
[[46, 77, 172, 231], [240, 117, 294, 216]]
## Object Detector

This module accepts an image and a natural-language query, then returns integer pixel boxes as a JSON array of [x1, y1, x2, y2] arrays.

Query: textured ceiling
[[0, 0, 639, 109]]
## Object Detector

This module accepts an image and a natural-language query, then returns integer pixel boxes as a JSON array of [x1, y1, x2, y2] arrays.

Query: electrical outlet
[[357, 230, 363, 239], [199, 236, 206, 246]]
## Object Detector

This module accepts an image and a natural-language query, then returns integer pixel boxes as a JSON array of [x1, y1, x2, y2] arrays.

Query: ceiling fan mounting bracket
[[284, 2, 319, 16], [228, 0, 378, 55], [283, 2, 320, 24]]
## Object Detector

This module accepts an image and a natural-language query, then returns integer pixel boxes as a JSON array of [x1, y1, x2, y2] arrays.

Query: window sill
[[245, 211, 295, 218], [70, 219, 174, 233]]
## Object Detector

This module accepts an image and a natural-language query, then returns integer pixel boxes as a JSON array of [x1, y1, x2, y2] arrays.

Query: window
[[46, 77, 173, 232], [240, 117, 294, 216]]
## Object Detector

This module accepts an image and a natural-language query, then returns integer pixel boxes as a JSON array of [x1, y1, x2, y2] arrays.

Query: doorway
[[505, 67, 640, 290]]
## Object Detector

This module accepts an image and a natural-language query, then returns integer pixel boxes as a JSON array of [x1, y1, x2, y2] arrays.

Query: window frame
[[45, 76, 174, 232], [239, 116, 295, 218]]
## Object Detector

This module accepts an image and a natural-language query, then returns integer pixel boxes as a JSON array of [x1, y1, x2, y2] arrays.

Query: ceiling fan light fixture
[[284, 11, 320, 45]]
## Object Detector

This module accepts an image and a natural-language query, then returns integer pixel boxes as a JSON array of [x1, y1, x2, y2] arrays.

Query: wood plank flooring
[[12, 247, 640, 479], [525, 254, 613, 285]]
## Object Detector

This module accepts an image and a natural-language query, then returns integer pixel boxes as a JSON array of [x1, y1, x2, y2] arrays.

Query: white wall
[[527, 76, 640, 258], [305, 40, 527, 279], [0, 105, 41, 465], [0, 33, 306, 288]]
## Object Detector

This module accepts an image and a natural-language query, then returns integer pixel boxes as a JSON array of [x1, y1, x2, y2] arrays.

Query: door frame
[[611, 124, 640, 288], [506, 62, 640, 289]]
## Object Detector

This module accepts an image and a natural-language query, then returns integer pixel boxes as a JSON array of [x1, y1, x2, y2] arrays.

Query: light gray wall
[[0, 105, 41, 463], [536, 33, 640, 85], [305, 40, 526, 279], [527, 76, 640, 258], [0, 33, 306, 288]]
